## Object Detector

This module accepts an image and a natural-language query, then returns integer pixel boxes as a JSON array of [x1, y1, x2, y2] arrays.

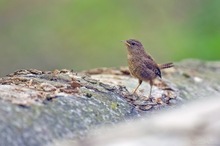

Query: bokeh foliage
[[0, 0, 219, 76]]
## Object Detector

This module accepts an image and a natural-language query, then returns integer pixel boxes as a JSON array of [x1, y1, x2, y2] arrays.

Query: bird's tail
[[158, 62, 174, 69]]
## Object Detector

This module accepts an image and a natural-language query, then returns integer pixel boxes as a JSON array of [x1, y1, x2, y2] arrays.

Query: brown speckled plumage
[[124, 39, 173, 97]]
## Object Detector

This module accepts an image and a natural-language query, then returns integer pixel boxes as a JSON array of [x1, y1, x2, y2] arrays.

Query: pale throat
[[127, 48, 146, 58]]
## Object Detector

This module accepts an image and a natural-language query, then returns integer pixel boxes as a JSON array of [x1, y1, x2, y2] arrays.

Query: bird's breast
[[127, 55, 141, 77]]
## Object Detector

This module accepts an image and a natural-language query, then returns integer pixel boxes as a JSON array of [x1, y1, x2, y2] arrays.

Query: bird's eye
[[131, 42, 135, 46]]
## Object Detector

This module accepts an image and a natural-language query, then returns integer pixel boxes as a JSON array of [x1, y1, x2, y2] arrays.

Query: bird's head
[[123, 39, 145, 55]]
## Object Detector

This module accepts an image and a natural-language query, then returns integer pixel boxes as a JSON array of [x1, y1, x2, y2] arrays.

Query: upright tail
[[158, 62, 174, 69]]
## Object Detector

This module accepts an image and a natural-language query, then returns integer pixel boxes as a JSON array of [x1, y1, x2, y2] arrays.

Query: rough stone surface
[[55, 96, 220, 146], [0, 59, 219, 146]]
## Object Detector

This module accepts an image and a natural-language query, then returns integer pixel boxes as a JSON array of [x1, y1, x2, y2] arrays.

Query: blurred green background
[[0, 0, 220, 76]]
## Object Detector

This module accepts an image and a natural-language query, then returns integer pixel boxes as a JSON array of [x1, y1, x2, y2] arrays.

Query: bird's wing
[[154, 66, 161, 78], [137, 59, 161, 80], [143, 59, 161, 78], [144, 53, 154, 61], [142, 53, 161, 77]]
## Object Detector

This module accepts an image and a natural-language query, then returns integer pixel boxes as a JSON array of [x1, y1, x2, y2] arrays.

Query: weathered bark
[[0, 59, 219, 146]]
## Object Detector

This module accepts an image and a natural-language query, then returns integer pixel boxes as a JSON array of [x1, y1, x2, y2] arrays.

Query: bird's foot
[[124, 92, 139, 101]]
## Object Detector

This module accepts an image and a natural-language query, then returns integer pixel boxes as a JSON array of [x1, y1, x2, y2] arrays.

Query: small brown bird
[[123, 39, 173, 97]]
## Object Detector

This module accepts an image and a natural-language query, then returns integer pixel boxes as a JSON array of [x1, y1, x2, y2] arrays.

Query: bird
[[123, 39, 173, 98]]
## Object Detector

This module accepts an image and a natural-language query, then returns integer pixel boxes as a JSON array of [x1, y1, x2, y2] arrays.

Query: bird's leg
[[133, 80, 142, 94], [148, 80, 153, 98]]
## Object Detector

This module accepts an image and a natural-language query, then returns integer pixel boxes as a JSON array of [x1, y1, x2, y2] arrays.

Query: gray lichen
[[0, 59, 219, 146]]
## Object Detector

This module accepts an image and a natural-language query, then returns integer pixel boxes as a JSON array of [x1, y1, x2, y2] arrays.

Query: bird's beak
[[121, 40, 130, 47]]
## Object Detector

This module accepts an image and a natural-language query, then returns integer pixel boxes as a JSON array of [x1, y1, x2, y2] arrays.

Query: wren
[[123, 39, 173, 98]]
